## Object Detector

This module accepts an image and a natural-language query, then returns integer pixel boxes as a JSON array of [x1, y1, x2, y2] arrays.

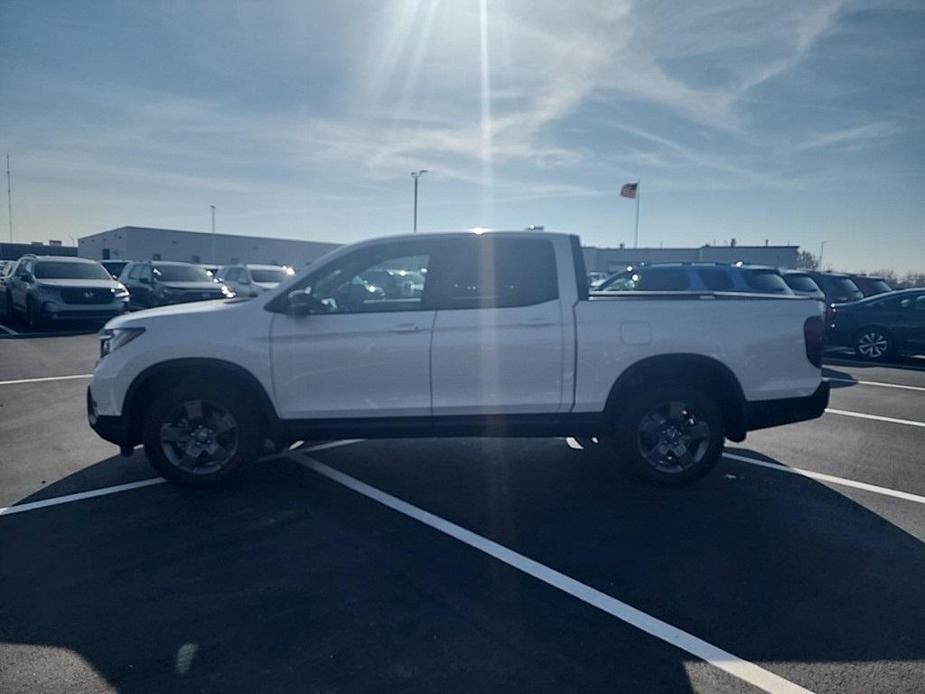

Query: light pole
[[410, 170, 428, 233], [210, 205, 216, 264], [819, 240, 827, 269]]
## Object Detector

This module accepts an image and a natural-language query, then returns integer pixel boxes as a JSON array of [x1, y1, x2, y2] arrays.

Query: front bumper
[[42, 299, 128, 321], [87, 386, 132, 449], [744, 381, 830, 432]]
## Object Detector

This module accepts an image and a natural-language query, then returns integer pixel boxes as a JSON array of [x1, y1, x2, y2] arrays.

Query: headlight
[[98, 327, 145, 358], [221, 284, 235, 298], [111, 285, 129, 299]]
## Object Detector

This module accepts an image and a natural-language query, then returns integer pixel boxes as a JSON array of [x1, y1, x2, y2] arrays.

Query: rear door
[[429, 236, 565, 415]]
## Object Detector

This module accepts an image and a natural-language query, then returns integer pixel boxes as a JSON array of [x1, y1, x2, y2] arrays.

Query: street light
[[410, 170, 428, 233]]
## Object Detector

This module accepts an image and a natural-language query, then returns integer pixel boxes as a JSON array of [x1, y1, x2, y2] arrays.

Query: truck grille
[[60, 288, 112, 304]]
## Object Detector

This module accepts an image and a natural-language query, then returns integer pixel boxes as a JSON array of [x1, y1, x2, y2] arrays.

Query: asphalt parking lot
[[2, 321, 924, 693]]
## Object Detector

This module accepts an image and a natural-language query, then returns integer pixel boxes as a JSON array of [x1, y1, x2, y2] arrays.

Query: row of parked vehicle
[[588, 263, 924, 361], [0, 256, 295, 328]]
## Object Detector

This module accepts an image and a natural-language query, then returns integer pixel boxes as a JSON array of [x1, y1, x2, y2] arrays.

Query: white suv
[[217, 264, 293, 298]]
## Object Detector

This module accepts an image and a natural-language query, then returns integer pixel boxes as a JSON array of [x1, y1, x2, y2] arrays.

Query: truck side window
[[438, 238, 558, 309], [310, 251, 431, 314]]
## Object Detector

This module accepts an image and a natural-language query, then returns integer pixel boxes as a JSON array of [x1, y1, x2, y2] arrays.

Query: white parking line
[[825, 377, 925, 393], [0, 478, 166, 516], [0, 323, 18, 336], [0, 373, 92, 387], [297, 454, 812, 694], [723, 453, 925, 506], [825, 408, 925, 429], [0, 440, 362, 518]]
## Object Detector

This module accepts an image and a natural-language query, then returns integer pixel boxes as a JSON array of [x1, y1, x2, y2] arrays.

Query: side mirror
[[139, 276, 151, 285], [288, 289, 326, 316], [18, 271, 33, 282]]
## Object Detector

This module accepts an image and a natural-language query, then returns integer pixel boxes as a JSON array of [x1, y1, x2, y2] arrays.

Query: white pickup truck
[[88, 231, 829, 487]]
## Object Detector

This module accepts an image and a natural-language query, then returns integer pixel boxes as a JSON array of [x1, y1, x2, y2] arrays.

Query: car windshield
[[830, 277, 862, 295], [153, 264, 213, 282], [33, 261, 111, 280], [784, 274, 821, 292], [742, 269, 789, 292], [250, 269, 288, 284], [865, 279, 892, 294]]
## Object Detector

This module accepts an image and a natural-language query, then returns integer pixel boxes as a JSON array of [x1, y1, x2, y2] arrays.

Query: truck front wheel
[[612, 383, 725, 486], [142, 379, 264, 488]]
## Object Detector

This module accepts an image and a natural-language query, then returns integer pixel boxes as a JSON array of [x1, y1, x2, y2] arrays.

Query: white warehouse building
[[78, 226, 341, 267]]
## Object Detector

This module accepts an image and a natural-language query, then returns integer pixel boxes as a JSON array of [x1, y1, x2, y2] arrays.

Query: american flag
[[620, 182, 638, 199]]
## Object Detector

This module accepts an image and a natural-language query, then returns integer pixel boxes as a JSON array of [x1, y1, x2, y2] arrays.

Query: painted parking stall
[[2, 336, 925, 692]]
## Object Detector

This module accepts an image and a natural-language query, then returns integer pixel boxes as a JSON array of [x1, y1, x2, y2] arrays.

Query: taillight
[[804, 316, 824, 368]]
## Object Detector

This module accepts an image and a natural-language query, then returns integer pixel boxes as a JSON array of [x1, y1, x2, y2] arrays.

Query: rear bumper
[[87, 386, 132, 448], [744, 382, 830, 432]]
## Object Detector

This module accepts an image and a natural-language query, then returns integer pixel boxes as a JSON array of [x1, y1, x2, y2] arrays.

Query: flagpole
[[633, 179, 640, 248]]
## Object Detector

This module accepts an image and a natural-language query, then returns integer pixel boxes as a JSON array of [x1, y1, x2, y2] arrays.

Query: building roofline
[[79, 226, 340, 246]]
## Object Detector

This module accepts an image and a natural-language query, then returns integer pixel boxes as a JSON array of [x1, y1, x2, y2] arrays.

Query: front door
[[270, 240, 438, 419]]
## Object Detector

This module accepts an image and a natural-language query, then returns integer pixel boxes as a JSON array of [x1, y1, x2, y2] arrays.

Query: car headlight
[[98, 327, 145, 358], [221, 284, 235, 298], [111, 285, 129, 299]]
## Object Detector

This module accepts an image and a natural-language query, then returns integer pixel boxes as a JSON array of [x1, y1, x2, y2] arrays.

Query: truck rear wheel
[[142, 379, 264, 488], [611, 383, 725, 486]]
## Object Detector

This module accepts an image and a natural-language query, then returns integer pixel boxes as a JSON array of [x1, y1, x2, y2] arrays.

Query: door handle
[[520, 318, 554, 327], [392, 323, 421, 333]]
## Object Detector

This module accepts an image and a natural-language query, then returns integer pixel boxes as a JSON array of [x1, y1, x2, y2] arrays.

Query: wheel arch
[[124, 358, 279, 446], [604, 353, 747, 442]]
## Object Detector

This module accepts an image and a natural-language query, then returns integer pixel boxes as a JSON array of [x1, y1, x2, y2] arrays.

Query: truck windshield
[[34, 262, 112, 280]]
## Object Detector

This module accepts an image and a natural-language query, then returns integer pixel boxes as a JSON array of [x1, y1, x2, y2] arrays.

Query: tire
[[610, 382, 725, 486], [25, 296, 44, 329], [142, 378, 265, 488], [854, 327, 893, 362]]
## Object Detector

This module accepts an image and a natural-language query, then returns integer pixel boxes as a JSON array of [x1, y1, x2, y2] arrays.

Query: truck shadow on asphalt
[[1, 440, 924, 692]]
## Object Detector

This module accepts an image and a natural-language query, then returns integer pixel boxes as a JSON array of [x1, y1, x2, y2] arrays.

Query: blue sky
[[1, 0, 923, 273]]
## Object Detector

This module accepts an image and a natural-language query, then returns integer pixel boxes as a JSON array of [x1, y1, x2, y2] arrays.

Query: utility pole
[[819, 240, 827, 269], [410, 170, 428, 232], [210, 205, 216, 264], [6, 153, 12, 243]]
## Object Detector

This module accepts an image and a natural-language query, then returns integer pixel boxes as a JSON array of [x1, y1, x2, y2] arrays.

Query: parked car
[[119, 260, 234, 309], [101, 260, 130, 280], [89, 231, 827, 490], [217, 264, 293, 298], [200, 264, 220, 278], [781, 271, 826, 301], [0, 260, 16, 318], [806, 271, 864, 305], [595, 262, 793, 294], [847, 274, 892, 297], [827, 288, 925, 361], [6, 255, 129, 327]]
